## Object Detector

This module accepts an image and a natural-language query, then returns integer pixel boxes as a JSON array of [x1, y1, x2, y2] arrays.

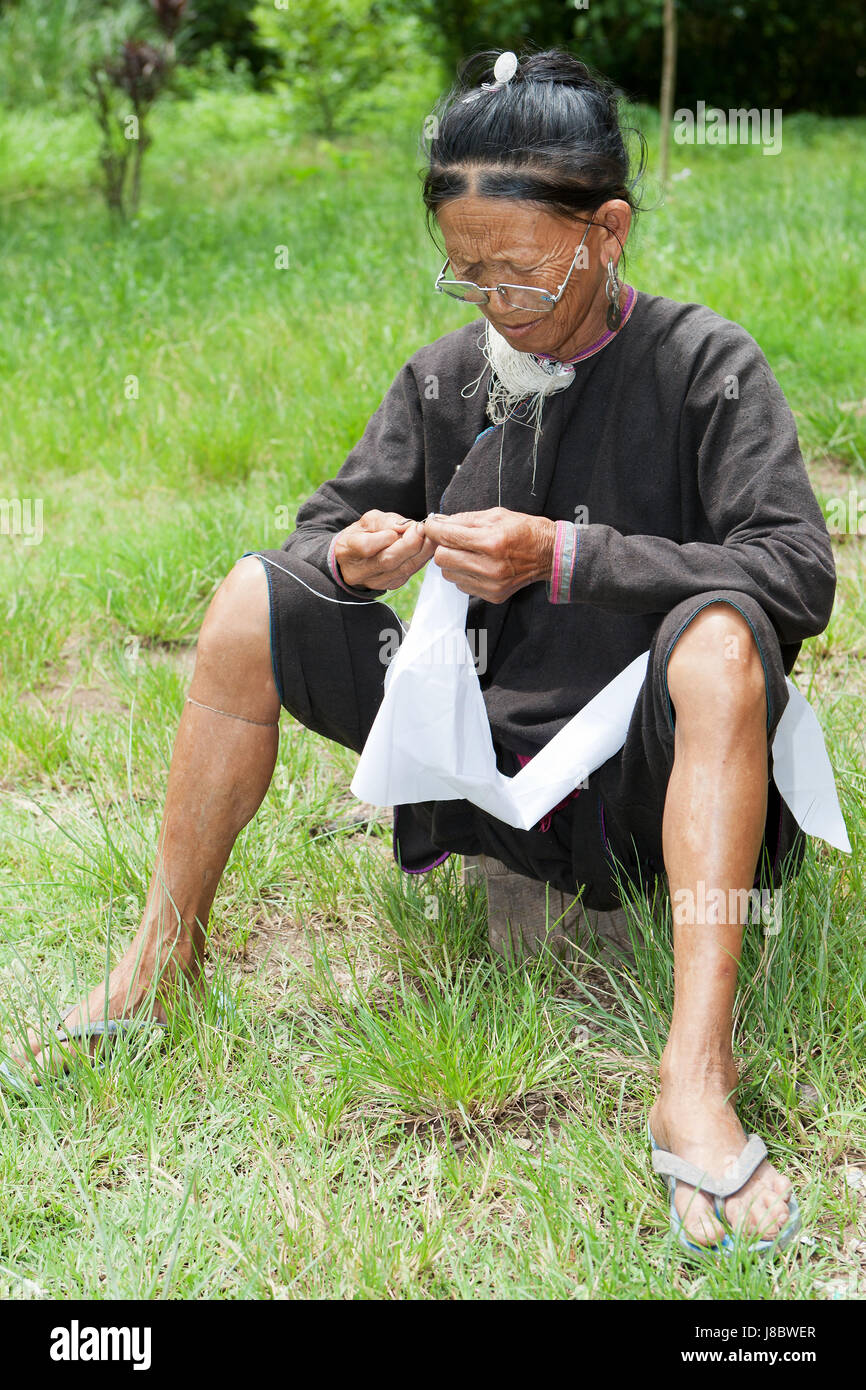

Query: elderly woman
[[7, 51, 836, 1255]]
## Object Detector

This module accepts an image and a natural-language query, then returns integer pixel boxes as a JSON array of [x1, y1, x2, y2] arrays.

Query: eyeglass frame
[[434, 216, 596, 311]]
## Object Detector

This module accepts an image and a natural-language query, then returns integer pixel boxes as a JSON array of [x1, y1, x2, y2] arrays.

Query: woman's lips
[[497, 317, 543, 338]]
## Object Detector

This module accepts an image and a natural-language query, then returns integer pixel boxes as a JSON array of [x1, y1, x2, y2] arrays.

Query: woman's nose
[[486, 287, 512, 311]]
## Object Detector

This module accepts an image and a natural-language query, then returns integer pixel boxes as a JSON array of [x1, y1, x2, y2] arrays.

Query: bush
[[177, 0, 282, 86], [0, 0, 142, 109], [261, 0, 426, 137], [406, 0, 866, 116], [572, 0, 866, 116]]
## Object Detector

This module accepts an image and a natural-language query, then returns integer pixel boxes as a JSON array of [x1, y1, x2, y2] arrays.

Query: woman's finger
[[423, 517, 495, 553], [372, 524, 432, 571], [368, 537, 435, 587], [344, 527, 400, 560], [359, 510, 412, 533], [432, 545, 492, 580]]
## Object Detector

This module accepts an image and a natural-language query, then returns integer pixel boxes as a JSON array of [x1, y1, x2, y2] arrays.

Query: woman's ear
[[594, 199, 632, 268]]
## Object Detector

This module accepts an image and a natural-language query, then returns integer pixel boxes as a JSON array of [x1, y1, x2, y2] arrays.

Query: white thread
[[484, 320, 575, 414], [463, 322, 575, 495], [253, 552, 408, 633], [460, 346, 490, 401]]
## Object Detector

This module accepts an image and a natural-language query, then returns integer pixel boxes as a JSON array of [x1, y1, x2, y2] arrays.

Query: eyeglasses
[[434, 218, 595, 312]]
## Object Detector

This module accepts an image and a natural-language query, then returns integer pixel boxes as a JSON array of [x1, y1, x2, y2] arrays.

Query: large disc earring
[[605, 258, 622, 332]]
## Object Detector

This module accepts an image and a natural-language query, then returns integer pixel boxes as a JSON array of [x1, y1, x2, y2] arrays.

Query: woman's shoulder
[[630, 290, 769, 367], [362, 323, 488, 431], [400, 321, 487, 388]]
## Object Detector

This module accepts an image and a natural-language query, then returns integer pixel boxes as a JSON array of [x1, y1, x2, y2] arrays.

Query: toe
[[754, 1203, 783, 1236], [685, 1214, 726, 1246], [740, 1187, 789, 1237], [768, 1196, 791, 1231], [676, 1188, 725, 1246], [770, 1170, 793, 1200], [760, 1173, 792, 1228]]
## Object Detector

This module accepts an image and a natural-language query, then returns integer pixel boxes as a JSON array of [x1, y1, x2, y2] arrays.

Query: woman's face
[[435, 194, 630, 360]]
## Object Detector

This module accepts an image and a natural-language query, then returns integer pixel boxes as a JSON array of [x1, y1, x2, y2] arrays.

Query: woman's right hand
[[333, 511, 435, 591]]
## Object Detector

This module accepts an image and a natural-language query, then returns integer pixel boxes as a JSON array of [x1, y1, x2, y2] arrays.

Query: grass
[[0, 86, 864, 1301]]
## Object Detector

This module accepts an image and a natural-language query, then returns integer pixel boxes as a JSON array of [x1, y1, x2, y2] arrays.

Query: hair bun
[[422, 47, 645, 238]]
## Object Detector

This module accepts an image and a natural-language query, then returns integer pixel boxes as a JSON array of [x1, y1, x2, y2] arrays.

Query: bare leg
[[10, 556, 280, 1074], [648, 604, 793, 1244]]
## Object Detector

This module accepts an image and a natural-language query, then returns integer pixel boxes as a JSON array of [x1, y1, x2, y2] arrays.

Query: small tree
[[276, 0, 414, 138], [658, 0, 677, 191], [150, 0, 186, 60], [86, 0, 186, 219], [88, 40, 167, 216]]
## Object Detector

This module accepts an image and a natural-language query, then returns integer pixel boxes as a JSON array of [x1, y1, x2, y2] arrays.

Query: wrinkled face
[[436, 193, 625, 359]]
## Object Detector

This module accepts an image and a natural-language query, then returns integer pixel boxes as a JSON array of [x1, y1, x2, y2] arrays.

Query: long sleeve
[[548, 327, 836, 646], [279, 360, 429, 600]]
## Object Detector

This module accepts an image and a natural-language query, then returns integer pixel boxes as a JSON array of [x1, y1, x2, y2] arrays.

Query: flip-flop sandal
[[0, 1058, 34, 1096], [211, 988, 237, 1028], [649, 1124, 801, 1256], [0, 1016, 170, 1095], [0, 987, 238, 1097], [55, 1017, 169, 1054]]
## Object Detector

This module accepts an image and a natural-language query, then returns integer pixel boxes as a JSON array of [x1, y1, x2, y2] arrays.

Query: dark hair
[[421, 48, 646, 248]]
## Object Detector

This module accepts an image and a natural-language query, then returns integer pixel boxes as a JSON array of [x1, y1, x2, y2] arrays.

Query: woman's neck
[[538, 284, 635, 365]]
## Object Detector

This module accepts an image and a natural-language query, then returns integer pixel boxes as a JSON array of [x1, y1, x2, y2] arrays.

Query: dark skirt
[[249, 548, 805, 912]]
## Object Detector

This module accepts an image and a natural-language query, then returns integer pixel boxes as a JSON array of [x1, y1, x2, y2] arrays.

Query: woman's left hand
[[422, 508, 556, 603]]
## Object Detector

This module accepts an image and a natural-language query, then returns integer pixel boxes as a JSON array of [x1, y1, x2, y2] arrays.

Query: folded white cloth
[[351, 564, 850, 854]]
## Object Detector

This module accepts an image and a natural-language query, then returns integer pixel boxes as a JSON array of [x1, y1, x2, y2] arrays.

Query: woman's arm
[[279, 361, 432, 598], [544, 330, 836, 645]]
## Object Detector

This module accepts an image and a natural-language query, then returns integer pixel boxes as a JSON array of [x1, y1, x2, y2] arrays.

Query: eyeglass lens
[[442, 283, 554, 309]]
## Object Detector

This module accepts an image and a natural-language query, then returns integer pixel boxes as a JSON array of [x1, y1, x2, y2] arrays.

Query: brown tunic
[[280, 291, 835, 757]]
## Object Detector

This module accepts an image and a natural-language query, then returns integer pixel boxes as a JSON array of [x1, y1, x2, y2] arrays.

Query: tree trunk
[[659, 0, 678, 192]]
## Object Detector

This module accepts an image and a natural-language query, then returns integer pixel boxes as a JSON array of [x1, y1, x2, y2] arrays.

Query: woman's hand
[[422, 508, 557, 603], [333, 510, 436, 591]]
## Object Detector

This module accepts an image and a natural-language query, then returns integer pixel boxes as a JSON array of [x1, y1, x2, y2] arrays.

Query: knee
[[666, 602, 766, 728], [197, 556, 271, 665]]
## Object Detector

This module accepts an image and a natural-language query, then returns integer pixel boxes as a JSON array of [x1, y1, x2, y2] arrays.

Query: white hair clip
[[491, 51, 519, 85], [462, 50, 518, 102]]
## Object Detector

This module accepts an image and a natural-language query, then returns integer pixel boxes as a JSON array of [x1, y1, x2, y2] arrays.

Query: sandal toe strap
[[55, 1019, 168, 1045], [652, 1134, 767, 1199]]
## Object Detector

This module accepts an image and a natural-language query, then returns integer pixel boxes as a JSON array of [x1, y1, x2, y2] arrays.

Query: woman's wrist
[[535, 516, 558, 585], [329, 531, 365, 592]]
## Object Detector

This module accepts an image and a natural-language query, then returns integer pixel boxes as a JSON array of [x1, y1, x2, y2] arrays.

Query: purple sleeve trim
[[551, 520, 566, 590], [564, 523, 579, 598], [551, 520, 566, 601], [548, 520, 579, 604]]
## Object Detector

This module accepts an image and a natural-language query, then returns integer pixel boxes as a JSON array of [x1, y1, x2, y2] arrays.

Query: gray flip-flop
[[54, 1017, 169, 1048], [0, 1016, 169, 1096], [1, 987, 236, 1098], [649, 1125, 801, 1256], [0, 1059, 34, 1096]]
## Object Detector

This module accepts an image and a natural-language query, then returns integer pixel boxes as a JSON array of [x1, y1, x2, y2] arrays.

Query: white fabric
[[771, 681, 851, 851], [351, 564, 851, 854]]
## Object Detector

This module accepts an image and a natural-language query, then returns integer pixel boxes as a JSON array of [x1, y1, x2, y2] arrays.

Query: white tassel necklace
[[461, 320, 576, 499]]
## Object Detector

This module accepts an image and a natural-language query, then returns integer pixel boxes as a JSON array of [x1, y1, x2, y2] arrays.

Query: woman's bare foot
[[1, 558, 280, 1090], [649, 1075, 794, 1246]]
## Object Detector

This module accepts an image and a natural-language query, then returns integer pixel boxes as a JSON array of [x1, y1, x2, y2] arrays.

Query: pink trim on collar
[[535, 285, 637, 369]]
